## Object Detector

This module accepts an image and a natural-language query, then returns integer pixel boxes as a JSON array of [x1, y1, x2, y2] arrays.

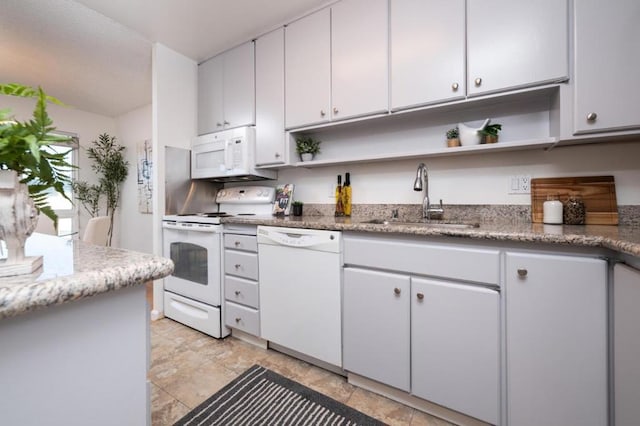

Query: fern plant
[[0, 83, 74, 228]]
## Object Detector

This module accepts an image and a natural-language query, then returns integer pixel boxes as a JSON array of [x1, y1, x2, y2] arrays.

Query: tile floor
[[149, 318, 455, 426]]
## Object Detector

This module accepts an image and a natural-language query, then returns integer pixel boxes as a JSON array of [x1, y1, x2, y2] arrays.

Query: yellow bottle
[[343, 172, 352, 216], [335, 175, 344, 217]]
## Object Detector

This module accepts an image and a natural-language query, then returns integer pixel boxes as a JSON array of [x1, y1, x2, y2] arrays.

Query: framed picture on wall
[[272, 184, 294, 216]]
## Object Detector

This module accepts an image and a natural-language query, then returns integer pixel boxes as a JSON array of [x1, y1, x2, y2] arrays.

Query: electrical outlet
[[509, 175, 531, 194]]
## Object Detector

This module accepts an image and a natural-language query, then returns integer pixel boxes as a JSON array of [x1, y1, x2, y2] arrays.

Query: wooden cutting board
[[531, 176, 618, 225]]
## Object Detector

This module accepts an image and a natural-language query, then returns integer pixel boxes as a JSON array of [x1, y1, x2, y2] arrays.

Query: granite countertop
[[0, 234, 174, 320], [222, 215, 640, 258]]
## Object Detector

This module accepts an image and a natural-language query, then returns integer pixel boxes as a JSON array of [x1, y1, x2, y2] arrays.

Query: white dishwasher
[[257, 226, 342, 367]]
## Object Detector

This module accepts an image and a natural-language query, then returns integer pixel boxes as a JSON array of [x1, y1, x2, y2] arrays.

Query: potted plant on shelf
[[446, 127, 460, 147], [295, 136, 321, 161], [291, 200, 304, 216], [0, 83, 74, 274], [480, 123, 502, 144]]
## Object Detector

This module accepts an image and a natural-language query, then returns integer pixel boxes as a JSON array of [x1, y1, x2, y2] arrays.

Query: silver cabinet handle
[[417, 293, 424, 300], [320, 110, 326, 117], [452, 82, 459, 91], [517, 268, 528, 277], [234, 241, 241, 247], [474, 77, 482, 87], [333, 107, 339, 114], [235, 317, 241, 323], [275, 152, 281, 158], [216, 122, 223, 127], [223, 120, 230, 125], [587, 112, 598, 122], [235, 290, 241, 296], [394, 287, 401, 295], [235, 264, 241, 269]]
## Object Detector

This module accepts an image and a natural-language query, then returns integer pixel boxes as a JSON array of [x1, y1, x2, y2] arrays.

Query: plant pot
[[447, 138, 461, 148], [292, 204, 303, 216], [0, 170, 42, 276], [300, 153, 314, 162], [484, 135, 499, 144]]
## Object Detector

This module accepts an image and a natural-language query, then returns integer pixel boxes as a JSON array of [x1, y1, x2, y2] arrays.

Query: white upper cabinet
[[285, 8, 331, 129], [574, 0, 640, 134], [331, 0, 389, 120], [390, 0, 465, 110], [467, 0, 568, 96], [198, 41, 255, 135], [285, 0, 388, 129], [255, 28, 286, 166]]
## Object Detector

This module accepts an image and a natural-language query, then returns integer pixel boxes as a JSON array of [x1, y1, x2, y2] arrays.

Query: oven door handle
[[162, 222, 219, 232]]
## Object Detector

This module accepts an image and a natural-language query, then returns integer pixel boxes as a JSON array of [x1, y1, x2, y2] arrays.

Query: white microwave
[[191, 127, 276, 182]]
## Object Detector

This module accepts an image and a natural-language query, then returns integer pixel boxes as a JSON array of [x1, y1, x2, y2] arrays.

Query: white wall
[[115, 104, 153, 253], [151, 43, 198, 317], [278, 139, 640, 206], [1, 93, 118, 236]]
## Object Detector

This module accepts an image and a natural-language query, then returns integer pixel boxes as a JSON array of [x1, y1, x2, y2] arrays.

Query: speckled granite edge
[[224, 209, 640, 259], [0, 243, 174, 320]]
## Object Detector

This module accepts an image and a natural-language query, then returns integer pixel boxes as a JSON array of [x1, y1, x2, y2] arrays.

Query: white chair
[[82, 216, 110, 246]]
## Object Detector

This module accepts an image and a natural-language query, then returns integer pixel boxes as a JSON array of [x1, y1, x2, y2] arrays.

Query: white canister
[[543, 196, 563, 224]]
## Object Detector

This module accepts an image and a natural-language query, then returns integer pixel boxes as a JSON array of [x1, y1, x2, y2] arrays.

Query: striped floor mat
[[174, 364, 386, 426]]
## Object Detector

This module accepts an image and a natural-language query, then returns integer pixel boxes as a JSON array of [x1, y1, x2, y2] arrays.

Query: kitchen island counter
[[0, 233, 173, 426], [0, 233, 173, 319], [222, 215, 640, 258]]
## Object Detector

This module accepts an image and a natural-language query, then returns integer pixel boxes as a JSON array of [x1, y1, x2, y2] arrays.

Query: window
[[42, 133, 79, 236]]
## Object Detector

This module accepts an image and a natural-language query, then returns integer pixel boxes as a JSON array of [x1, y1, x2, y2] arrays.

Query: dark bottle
[[343, 172, 352, 216]]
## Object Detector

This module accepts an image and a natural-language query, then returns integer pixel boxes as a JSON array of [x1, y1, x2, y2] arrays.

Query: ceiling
[[0, 0, 330, 117]]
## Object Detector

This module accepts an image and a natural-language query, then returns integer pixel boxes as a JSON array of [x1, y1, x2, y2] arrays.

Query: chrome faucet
[[413, 163, 444, 220]]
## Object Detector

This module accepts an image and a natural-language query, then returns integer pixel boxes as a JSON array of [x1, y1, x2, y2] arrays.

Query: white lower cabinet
[[411, 278, 499, 425], [343, 267, 411, 392], [343, 234, 501, 424], [613, 263, 640, 426], [505, 252, 607, 426]]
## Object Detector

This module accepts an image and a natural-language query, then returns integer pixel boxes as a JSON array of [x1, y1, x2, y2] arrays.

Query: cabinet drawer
[[164, 291, 224, 338], [224, 234, 257, 252], [344, 235, 500, 285], [225, 275, 259, 308], [224, 250, 258, 280], [225, 301, 260, 336]]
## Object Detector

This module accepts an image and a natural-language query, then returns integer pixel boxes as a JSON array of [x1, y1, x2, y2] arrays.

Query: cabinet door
[[505, 252, 607, 426], [467, 0, 568, 96], [411, 278, 499, 425], [223, 41, 255, 129], [331, 0, 389, 120], [390, 0, 465, 110], [574, 0, 640, 134], [613, 263, 640, 426], [343, 267, 411, 391], [285, 8, 331, 129], [256, 28, 286, 165], [198, 55, 224, 135]]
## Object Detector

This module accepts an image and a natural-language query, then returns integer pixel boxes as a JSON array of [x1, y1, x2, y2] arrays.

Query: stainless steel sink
[[361, 218, 479, 229]]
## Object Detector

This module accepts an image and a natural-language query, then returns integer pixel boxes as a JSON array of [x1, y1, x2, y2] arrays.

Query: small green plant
[[446, 127, 459, 139], [291, 200, 304, 206], [480, 123, 502, 137], [295, 136, 321, 155], [0, 83, 74, 227]]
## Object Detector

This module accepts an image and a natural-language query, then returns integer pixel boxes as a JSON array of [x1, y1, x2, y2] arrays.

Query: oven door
[[162, 221, 222, 306]]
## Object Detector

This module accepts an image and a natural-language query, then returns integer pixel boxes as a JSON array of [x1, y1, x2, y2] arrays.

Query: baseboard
[[347, 373, 491, 426], [230, 328, 268, 349]]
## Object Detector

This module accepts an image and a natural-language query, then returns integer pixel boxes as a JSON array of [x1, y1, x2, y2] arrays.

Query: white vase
[[458, 119, 490, 146], [300, 153, 314, 162], [0, 170, 42, 276]]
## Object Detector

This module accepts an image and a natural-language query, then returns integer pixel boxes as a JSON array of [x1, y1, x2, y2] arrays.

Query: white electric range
[[162, 186, 275, 337]]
